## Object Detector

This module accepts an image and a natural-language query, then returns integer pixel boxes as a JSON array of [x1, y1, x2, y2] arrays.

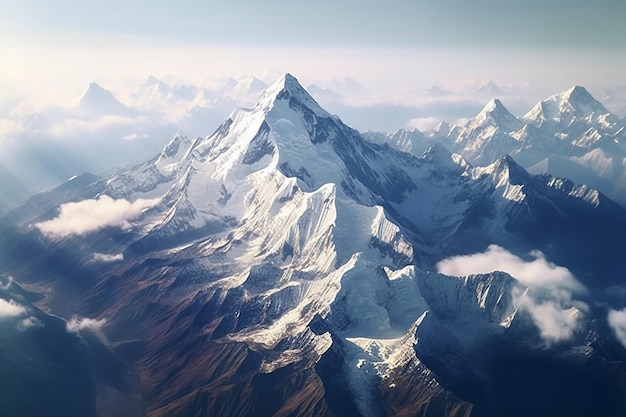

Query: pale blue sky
[[2, 0, 624, 47], [1, 0, 625, 101]]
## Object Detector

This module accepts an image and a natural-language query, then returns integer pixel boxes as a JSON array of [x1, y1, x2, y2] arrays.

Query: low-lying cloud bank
[[35, 195, 160, 238], [437, 244, 588, 343]]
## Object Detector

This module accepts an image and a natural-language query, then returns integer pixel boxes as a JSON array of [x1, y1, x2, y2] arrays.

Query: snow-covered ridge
[[393, 84, 626, 207], [10, 73, 626, 417], [523, 86, 614, 129], [87, 75, 611, 350], [467, 98, 523, 132]]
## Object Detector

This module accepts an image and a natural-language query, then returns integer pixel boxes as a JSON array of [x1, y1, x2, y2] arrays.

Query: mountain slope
[[1, 74, 626, 417], [523, 86, 619, 133], [425, 86, 626, 206]]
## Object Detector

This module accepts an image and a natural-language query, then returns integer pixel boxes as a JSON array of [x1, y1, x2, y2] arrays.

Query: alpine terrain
[[1, 74, 626, 417], [375, 85, 626, 207]]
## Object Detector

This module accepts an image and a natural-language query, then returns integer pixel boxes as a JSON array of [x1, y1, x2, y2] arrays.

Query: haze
[[2, 0, 625, 106]]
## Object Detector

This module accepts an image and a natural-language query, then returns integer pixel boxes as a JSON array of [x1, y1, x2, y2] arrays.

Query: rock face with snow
[[522, 87, 626, 205], [420, 86, 626, 206], [523, 86, 621, 135], [1, 74, 626, 417], [363, 128, 433, 156]]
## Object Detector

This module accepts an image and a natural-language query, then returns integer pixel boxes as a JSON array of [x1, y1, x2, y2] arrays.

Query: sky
[[1, 0, 625, 102]]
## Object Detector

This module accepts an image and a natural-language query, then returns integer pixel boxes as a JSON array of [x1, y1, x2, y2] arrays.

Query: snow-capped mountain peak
[[233, 76, 267, 95], [137, 75, 170, 97], [564, 85, 601, 104], [217, 76, 269, 104], [256, 73, 329, 117], [76, 82, 130, 117], [79, 82, 112, 105], [82, 82, 109, 98], [444, 99, 525, 165], [479, 154, 526, 181], [523, 85, 614, 130], [558, 85, 611, 117], [431, 120, 461, 138], [131, 75, 199, 108], [197, 72, 335, 172], [469, 98, 522, 131]]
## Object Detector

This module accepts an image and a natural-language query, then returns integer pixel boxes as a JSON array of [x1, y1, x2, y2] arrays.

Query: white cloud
[[454, 118, 469, 127], [0, 297, 41, 331], [406, 117, 440, 131], [437, 244, 588, 343], [92, 252, 124, 263], [66, 316, 106, 333], [123, 133, 140, 141], [0, 299, 26, 318], [35, 195, 160, 238], [515, 290, 584, 342], [436, 244, 584, 293], [608, 309, 626, 348], [18, 316, 43, 330], [122, 132, 151, 141]]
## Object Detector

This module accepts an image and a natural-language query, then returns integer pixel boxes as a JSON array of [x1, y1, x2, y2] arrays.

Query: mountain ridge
[[1, 74, 626, 417]]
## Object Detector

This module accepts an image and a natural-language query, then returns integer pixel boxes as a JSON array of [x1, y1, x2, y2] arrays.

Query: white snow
[[68, 74, 616, 406]]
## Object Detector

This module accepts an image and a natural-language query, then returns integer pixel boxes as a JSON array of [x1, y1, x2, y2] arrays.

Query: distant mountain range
[[2, 75, 625, 214], [367, 85, 626, 206], [0, 76, 270, 213]]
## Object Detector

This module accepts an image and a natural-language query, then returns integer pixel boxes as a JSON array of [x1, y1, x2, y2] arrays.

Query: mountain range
[[1, 74, 626, 417], [2, 75, 625, 214], [368, 85, 626, 206], [0, 75, 269, 214]]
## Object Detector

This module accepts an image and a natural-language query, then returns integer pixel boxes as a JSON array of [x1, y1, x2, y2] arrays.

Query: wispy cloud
[[122, 133, 150, 141], [407, 117, 440, 131], [0, 275, 14, 290], [35, 195, 160, 238], [18, 316, 43, 330], [437, 244, 588, 343], [92, 252, 124, 263]]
